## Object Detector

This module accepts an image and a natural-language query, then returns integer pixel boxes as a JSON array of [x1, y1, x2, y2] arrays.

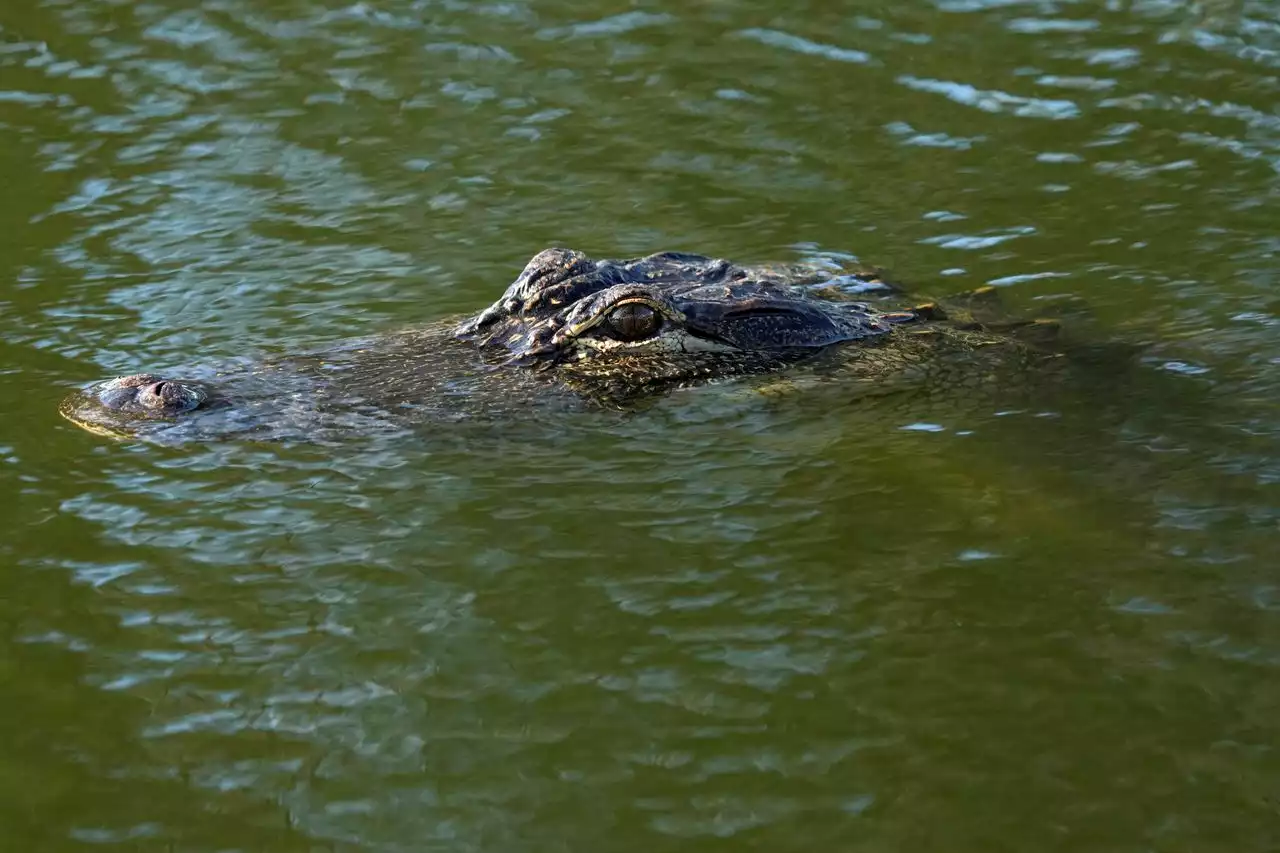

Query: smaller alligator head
[[455, 248, 898, 389]]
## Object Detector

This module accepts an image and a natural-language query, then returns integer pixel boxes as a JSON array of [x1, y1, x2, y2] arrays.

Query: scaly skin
[[59, 247, 1070, 442]]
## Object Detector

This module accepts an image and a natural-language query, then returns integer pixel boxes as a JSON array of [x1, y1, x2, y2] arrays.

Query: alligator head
[[61, 248, 907, 435]]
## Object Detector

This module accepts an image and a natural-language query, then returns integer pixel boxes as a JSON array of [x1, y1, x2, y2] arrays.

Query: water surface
[[2, 0, 1278, 850]]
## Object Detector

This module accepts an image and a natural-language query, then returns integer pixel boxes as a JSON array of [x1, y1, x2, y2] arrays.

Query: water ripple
[[898, 75, 1081, 118], [538, 11, 674, 41], [736, 28, 874, 65]]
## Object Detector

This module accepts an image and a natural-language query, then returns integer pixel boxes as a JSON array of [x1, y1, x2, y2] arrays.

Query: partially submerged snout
[[92, 374, 206, 415], [60, 373, 209, 438]]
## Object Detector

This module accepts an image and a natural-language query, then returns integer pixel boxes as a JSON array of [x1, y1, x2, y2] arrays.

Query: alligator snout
[[87, 373, 208, 415]]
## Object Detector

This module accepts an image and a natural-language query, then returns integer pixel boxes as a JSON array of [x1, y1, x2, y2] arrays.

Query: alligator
[[59, 247, 1073, 442]]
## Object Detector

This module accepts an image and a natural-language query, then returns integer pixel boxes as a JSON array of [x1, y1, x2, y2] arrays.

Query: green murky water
[[2, 0, 1278, 849]]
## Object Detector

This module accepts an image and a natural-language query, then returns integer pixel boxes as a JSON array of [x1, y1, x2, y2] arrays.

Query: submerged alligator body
[[60, 247, 1072, 442]]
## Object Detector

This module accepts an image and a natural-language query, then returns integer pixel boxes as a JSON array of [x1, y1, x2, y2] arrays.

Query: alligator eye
[[605, 303, 661, 342]]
